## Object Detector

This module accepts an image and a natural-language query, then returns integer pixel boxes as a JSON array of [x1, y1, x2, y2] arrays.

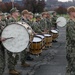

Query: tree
[[55, 6, 67, 14], [23, 0, 46, 13]]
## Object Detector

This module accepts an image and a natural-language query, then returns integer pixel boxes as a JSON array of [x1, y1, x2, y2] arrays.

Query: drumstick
[[56, 21, 61, 24], [2, 37, 14, 41]]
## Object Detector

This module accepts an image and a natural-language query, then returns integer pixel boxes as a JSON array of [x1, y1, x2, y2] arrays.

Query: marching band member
[[27, 12, 34, 26], [46, 12, 52, 33], [20, 10, 33, 68], [51, 11, 58, 30], [7, 8, 20, 75], [40, 12, 48, 33], [32, 15, 43, 34], [66, 6, 75, 75], [51, 11, 58, 42]]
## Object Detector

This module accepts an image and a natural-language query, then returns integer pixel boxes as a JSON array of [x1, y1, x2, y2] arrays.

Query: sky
[[58, 0, 73, 2]]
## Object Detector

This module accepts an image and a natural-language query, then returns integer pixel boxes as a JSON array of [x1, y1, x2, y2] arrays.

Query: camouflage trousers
[[7, 51, 19, 70], [20, 48, 28, 63], [0, 45, 5, 75], [66, 47, 75, 75]]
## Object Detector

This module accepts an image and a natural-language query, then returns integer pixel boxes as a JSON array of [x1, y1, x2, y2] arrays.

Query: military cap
[[67, 6, 75, 14], [28, 12, 33, 15], [41, 12, 47, 16], [35, 15, 41, 19], [10, 8, 19, 14], [21, 10, 29, 15]]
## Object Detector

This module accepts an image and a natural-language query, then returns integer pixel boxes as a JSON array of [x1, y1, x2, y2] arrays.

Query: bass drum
[[56, 17, 67, 27], [1, 22, 30, 53], [17, 21, 34, 42]]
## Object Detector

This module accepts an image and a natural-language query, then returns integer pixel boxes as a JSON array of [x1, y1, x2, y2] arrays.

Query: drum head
[[33, 37, 42, 42], [1, 23, 29, 53], [51, 30, 58, 33], [56, 17, 66, 27], [44, 34, 51, 37], [36, 35, 44, 39]]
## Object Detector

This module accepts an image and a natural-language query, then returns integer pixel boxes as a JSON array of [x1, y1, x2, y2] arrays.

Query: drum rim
[[44, 34, 51, 37], [36, 34, 45, 39], [32, 36, 42, 42], [51, 30, 58, 33]]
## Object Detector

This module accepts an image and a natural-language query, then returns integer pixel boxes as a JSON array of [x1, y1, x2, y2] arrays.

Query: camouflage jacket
[[66, 19, 75, 48], [46, 18, 52, 30], [32, 21, 42, 34], [51, 15, 57, 27], [7, 17, 18, 25], [40, 18, 47, 31]]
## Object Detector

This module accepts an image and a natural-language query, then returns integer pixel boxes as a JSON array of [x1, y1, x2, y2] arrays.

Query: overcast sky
[[58, 0, 73, 2]]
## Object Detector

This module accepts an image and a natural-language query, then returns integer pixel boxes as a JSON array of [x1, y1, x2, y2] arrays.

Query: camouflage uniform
[[40, 18, 47, 32], [7, 17, 19, 70], [27, 19, 33, 27], [51, 15, 58, 29], [66, 19, 75, 75], [32, 21, 42, 34], [46, 18, 52, 31], [0, 20, 6, 75]]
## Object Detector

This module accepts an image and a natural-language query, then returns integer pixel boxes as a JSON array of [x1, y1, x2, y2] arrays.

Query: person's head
[[35, 15, 41, 22], [67, 6, 75, 18], [52, 11, 56, 16], [10, 8, 20, 18], [7, 14, 11, 19], [21, 10, 29, 19], [0, 11, 4, 20], [28, 12, 33, 20], [46, 12, 51, 19], [41, 12, 47, 18]]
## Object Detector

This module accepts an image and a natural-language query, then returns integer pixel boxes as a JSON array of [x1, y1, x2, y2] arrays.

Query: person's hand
[[42, 32, 47, 34], [0, 38, 7, 42]]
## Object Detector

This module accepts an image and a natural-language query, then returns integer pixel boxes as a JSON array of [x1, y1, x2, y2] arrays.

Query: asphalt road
[[4, 26, 67, 75]]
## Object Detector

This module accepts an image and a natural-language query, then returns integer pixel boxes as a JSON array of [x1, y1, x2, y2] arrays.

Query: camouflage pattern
[[7, 17, 19, 70], [40, 18, 47, 32], [27, 19, 33, 27], [8, 17, 18, 23], [46, 18, 52, 31], [20, 49, 28, 64], [51, 15, 58, 29], [66, 19, 75, 75], [32, 21, 42, 34], [0, 21, 6, 75]]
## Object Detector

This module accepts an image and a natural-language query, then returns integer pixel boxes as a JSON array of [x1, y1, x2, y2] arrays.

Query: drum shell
[[50, 30, 58, 40], [36, 35, 45, 49], [29, 37, 42, 55], [52, 33, 58, 40], [44, 34, 52, 47]]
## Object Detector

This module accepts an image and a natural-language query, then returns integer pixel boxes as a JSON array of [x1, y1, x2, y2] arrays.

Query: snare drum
[[36, 34, 45, 49], [44, 34, 52, 47], [29, 37, 42, 55], [51, 30, 58, 40]]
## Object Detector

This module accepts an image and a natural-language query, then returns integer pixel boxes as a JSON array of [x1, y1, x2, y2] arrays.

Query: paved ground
[[4, 26, 67, 75]]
